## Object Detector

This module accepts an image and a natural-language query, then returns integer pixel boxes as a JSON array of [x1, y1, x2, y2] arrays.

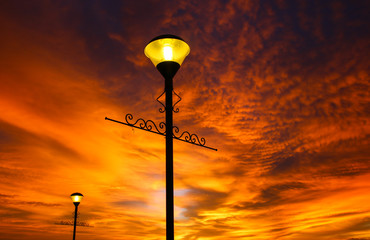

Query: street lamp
[[145, 34, 190, 240], [70, 192, 83, 240], [144, 34, 190, 79], [105, 34, 216, 240]]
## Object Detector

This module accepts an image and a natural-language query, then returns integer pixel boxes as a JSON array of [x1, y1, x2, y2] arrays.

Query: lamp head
[[70, 192, 83, 206], [144, 34, 190, 79]]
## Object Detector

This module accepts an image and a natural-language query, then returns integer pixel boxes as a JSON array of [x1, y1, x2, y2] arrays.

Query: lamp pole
[[70, 192, 83, 240], [105, 34, 217, 240], [164, 66, 175, 239], [165, 74, 174, 238], [73, 203, 78, 240]]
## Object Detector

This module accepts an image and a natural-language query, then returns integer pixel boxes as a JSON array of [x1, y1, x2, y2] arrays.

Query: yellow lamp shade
[[70, 192, 84, 203], [144, 34, 190, 67]]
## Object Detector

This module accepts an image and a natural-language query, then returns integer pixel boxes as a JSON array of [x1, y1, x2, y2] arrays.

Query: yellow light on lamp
[[70, 192, 84, 203], [163, 45, 173, 60], [144, 35, 190, 67]]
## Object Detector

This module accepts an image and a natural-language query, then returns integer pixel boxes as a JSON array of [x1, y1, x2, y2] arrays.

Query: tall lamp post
[[144, 34, 190, 240], [70, 192, 84, 240], [105, 34, 217, 240]]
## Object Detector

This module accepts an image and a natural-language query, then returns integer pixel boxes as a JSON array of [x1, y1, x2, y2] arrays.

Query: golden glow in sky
[[0, 1, 369, 240]]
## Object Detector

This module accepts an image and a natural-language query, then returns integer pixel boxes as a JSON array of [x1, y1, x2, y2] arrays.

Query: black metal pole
[[165, 75, 174, 240], [73, 203, 79, 240]]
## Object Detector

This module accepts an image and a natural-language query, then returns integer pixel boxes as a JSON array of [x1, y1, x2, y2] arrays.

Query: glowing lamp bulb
[[163, 46, 173, 60], [70, 192, 84, 203]]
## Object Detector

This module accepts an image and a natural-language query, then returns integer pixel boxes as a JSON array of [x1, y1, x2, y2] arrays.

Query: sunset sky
[[0, 1, 369, 239]]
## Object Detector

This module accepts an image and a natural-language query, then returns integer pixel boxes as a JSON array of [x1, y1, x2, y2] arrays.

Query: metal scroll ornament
[[173, 126, 205, 145], [172, 90, 182, 113], [172, 126, 216, 151], [105, 114, 166, 136], [125, 114, 166, 135], [156, 91, 166, 113], [155, 90, 182, 113], [105, 114, 217, 151]]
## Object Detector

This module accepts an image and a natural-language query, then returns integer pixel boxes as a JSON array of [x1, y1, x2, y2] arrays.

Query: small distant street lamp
[[70, 192, 84, 240], [106, 34, 217, 240]]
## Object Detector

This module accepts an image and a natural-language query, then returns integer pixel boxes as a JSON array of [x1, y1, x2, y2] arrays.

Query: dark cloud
[[0, 205, 32, 219], [348, 238, 370, 240], [0, 193, 61, 207], [232, 182, 310, 210], [182, 187, 229, 219], [0, 120, 80, 159], [267, 137, 370, 177], [113, 200, 148, 208]]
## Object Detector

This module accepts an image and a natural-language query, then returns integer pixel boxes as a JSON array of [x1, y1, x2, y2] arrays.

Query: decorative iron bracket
[[105, 114, 217, 151], [172, 90, 182, 113], [156, 91, 166, 113], [156, 90, 182, 113], [172, 126, 217, 151], [105, 114, 165, 136]]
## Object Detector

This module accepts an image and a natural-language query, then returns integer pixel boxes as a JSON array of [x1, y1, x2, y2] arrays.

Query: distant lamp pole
[[105, 34, 216, 240], [70, 192, 83, 240]]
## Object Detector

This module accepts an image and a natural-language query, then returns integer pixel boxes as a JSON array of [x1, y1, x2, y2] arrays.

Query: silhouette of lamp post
[[144, 35, 190, 240], [70, 192, 83, 240], [105, 34, 217, 240]]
